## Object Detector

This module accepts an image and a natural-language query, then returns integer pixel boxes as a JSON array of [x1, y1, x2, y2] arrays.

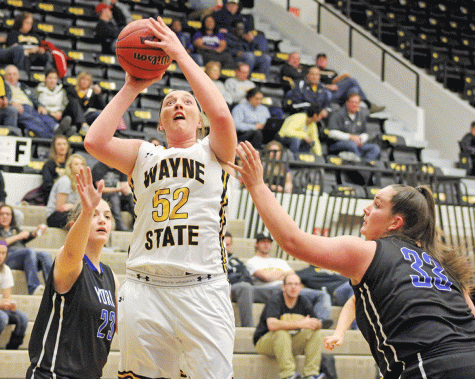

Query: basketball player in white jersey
[[84, 17, 237, 379]]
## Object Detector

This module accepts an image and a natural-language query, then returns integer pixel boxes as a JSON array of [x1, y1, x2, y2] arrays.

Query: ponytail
[[389, 184, 474, 291]]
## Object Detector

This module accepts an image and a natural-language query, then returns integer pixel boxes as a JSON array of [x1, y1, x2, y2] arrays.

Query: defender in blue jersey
[[27, 168, 119, 379], [233, 142, 475, 379]]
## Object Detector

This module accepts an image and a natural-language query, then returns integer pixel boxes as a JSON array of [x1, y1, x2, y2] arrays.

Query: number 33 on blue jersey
[[401, 247, 452, 291]]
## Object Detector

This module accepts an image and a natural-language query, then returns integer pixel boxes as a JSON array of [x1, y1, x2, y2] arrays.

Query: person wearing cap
[[94, 2, 120, 54], [246, 232, 333, 326], [278, 104, 325, 161]]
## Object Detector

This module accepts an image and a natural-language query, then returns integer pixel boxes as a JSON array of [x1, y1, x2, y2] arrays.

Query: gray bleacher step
[[2, 322, 367, 355], [441, 167, 467, 177], [0, 350, 377, 379], [420, 148, 440, 162]]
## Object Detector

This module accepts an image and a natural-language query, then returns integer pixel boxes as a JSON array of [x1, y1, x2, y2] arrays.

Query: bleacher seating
[[326, 0, 475, 105]]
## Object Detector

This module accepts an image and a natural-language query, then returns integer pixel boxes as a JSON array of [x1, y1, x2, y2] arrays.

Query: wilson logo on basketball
[[133, 53, 170, 66], [139, 36, 164, 51]]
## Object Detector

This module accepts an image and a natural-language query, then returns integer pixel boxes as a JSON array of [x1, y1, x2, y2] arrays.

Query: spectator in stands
[[224, 62, 255, 105], [6, 12, 54, 71], [253, 272, 326, 379], [45, 153, 87, 229], [34, 69, 74, 138], [284, 66, 332, 115], [0, 238, 28, 349], [278, 104, 325, 160], [232, 87, 270, 149], [225, 231, 255, 327], [225, 20, 271, 76], [170, 18, 204, 66], [91, 161, 133, 232], [246, 232, 332, 324], [4, 65, 62, 138], [95, 3, 120, 55], [192, 14, 236, 69], [459, 121, 475, 175], [327, 93, 380, 161], [316, 53, 385, 114], [280, 52, 307, 92], [105, 0, 133, 29], [0, 45, 28, 71], [65, 71, 106, 136], [204, 61, 233, 106], [0, 73, 18, 128], [187, 0, 223, 21], [0, 204, 52, 296], [213, 0, 267, 52], [262, 140, 293, 193], [40, 134, 71, 204], [296, 265, 354, 308]]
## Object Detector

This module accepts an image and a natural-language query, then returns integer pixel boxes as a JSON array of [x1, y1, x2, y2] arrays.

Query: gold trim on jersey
[[219, 170, 229, 274]]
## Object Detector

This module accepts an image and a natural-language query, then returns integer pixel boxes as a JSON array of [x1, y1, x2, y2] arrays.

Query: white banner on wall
[[0, 136, 31, 166]]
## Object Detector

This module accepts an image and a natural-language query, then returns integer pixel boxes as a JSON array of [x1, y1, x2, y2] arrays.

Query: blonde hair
[[75, 71, 93, 91], [64, 154, 87, 192]]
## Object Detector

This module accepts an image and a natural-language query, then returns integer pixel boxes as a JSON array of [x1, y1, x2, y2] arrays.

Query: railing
[[232, 157, 475, 262]]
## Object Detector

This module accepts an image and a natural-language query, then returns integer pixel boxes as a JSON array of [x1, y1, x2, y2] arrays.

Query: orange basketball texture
[[116, 19, 171, 79]]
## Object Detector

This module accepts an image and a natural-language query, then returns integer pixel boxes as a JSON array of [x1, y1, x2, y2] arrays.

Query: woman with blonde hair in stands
[[0, 204, 52, 295], [65, 71, 106, 135], [45, 153, 87, 229], [232, 141, 475, 379]]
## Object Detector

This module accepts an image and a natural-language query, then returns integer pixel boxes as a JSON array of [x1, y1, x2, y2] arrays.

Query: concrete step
[[0, 350, 377, 379]]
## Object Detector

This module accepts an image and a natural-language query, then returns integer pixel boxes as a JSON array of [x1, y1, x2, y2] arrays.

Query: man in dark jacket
[[284, 66, 332, 115], [226, 20, 271, 75], [95, 3, 120, 54]]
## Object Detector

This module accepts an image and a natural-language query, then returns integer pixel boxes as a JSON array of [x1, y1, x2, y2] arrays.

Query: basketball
[[116, 19, 171, 79]]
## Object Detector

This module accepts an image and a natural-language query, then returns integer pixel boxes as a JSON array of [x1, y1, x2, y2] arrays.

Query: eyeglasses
[[284, 282, 302, 287], [0, 212, 12, 216]]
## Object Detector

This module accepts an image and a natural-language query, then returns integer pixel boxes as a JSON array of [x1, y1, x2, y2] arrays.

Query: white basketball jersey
[[128, 138, 231, 276]]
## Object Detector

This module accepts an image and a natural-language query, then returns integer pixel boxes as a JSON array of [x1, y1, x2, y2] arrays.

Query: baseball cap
[[255, 232, 273, 242], [228, 0, 239, 4], [95, 3, 112, 14]]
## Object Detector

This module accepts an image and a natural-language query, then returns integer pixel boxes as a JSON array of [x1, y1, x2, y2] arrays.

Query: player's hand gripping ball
[[116, 19, 171, 79]]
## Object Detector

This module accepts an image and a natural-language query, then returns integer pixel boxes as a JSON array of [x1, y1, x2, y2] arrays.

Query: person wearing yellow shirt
[[278, 104, 326, 160]]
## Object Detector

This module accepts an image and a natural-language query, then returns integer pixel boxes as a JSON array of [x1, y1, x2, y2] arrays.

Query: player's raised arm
[[146, 17, 236, 164], [54, 167, 103, 293], [230, 141, 375, 281]]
